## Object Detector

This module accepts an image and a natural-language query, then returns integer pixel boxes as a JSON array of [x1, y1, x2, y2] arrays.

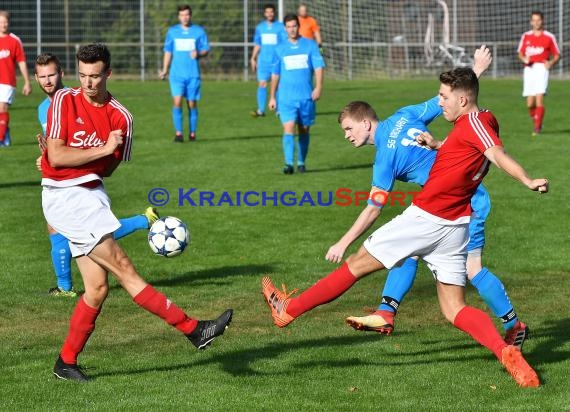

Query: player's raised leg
[[113, 207, 159, 240], [262, 245, 383, 327]]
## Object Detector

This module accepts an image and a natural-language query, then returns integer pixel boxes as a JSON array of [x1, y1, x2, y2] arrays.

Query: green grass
[[1, 78, 569, 410]]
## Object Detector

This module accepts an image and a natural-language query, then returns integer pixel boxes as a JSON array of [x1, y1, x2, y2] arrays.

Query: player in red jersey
[[0, 10, 32, 147], [41, 44, 232, 382], [517, 10, 560, 135], [262, 67, 548, 387]]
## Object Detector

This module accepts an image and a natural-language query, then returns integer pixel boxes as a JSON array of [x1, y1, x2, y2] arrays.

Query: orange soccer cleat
[[261, 277, 298, 328], [501, 345, 540, 387]]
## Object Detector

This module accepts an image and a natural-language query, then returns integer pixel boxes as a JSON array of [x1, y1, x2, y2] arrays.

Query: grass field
[[1, 77, 569, 411]]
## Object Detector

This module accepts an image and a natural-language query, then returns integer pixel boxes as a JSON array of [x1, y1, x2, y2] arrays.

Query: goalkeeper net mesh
[[282, 0, 566, 79]]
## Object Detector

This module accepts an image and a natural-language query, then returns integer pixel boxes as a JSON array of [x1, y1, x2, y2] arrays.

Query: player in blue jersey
[[34, 53, 160, 297], [269, 13, 325, 174], [250, 4, 286, 118], [328, 46, 529, 349], [159, 4, 210, 142]]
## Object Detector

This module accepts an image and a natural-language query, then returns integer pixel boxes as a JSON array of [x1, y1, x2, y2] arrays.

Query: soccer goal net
[[286, 0, 566, 79]]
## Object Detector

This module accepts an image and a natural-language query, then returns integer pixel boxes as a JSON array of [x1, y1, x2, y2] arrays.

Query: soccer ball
[[148, 216, 190, 257]]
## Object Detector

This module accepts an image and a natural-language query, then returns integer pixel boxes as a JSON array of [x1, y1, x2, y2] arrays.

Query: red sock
[[535, 106, 545, 130], [133, 285, 198, 334], [0, 112, 8, 141], [453, 306, 506, 360], [528, 107, 536, 119], [60, 296, 101, 364], [287, 262, 358, 318]]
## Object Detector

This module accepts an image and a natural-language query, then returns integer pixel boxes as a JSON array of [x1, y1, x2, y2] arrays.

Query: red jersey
[[414, 110, 502, 222], [0, 33, 26, 87], [41, 88, 133, 187], [517, 30, 560, 65]]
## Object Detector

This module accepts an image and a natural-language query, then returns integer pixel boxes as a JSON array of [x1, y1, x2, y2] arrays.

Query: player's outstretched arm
[[472, 45, 492, 78], [484, 146, 549, 193], [325, 191, 384, 264]]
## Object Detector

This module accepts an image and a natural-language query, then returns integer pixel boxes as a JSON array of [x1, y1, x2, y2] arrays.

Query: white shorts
[[363, 206, 469, 286], [0, 84, 16, 104], [523, 63, 549, 97], [42, 185, 121, 257]]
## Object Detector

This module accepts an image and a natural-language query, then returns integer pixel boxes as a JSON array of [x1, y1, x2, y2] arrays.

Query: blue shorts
[[257, 63, 272, 82], [277, 98, 316, 126], [468, 184, 491, 251], [169, 76, 201, 101]]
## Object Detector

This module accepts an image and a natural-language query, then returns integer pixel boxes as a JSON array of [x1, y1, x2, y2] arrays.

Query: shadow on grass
[[305, 163, 371, 173], [0, 181, 40, 189], [90, 333, 498, 380], [107, 263, 276, 291], [197, 134, 281, 142], [91, 318, 570, 380]]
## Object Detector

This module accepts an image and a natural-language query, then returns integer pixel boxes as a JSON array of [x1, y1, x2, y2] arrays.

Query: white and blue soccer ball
[[148, 216, 190, 257]]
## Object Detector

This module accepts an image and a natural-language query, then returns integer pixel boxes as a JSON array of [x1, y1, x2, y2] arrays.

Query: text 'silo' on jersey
[[271, 37, 325, 102], [163, 24, 210, 79]]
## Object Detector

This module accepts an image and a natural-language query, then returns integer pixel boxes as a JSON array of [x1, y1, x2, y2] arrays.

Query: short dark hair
[[338, 101, 379, 124], [77, 43, 111, 71], [284, 13, 299, 26], [263, 4, 276, 12], [531, 10, 544, 20], [439, 68, 479, 100], [178, 4, 192, 14], [35, 53, 62, 73]]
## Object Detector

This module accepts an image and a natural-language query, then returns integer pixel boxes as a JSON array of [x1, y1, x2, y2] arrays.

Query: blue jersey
[[38, 97, 51, 134], [164, 24, 209, 79], [254, 20, 286, 65], [272, 37, 325, 102], [372, 96, 442, 194]]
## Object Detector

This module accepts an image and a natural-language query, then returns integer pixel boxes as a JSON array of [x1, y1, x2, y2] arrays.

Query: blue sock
[[114, 215, 149, 240], [189, 108, 198, 133], [172, 107, 183, 134], [378, 257, 418, 312], [257, 86, 267, 113], [297, 133, 310, 165], [470, 267, 517, 330], [282, 133, 295, 165], [49, 233, 73, 291]]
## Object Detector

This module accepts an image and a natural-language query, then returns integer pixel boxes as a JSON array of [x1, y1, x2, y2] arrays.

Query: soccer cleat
[[345, 312, 394, 335], [250, 110, 265, 118], [189, 132, 196, 141], [144, 206, 160, 227], [173, 134, 184, 143], [53, 356, 89, 382], [186, 309, 233, 350], [297, 165, 306, 174], [501, 345, 540, 387], [261, 277, 298, 328], [283, 164, 294, 175], [48, 287, 78, 298], [504, 321, 529, 350], [532, 127, 541, 136]]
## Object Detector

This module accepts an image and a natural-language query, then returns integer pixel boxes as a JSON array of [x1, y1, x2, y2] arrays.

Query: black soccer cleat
[[283, 164, 294, 175], [186, 309, 233, 350], [173, 134, 184, 143], [53, 356, 89, 382], [297, 165, 306, 174]]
